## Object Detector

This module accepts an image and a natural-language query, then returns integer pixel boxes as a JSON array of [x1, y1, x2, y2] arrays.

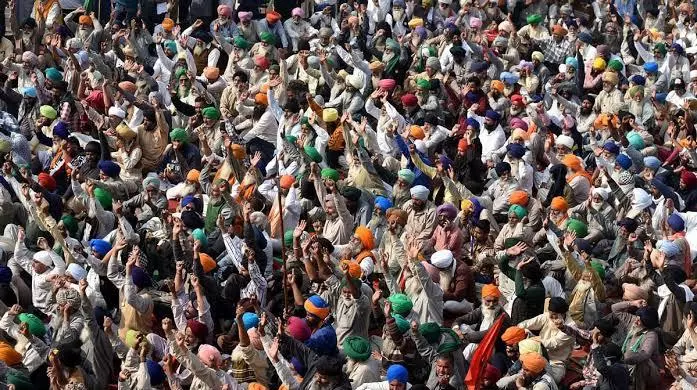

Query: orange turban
[[187, 169, 200, 182], [520, 352, 546, 374], [552, 24, 567, 36], [593, 114, 618, 130], [550, 196, 568, 212], [280, 175, 295, 190], [79, 15, 93, 25], [354, 226, 375, 250], [409, 125, 425, 140], [266, 11, 281, 24], [231, 144, 246, 159], [0, 341, 22, 366], [255, 93, 268, 106], [482, 284, 501, 298], [340, 259, 362, 278], [562, 154, 582, 171], [199, 253, 216, 273], [501, 326, 526, 345], [491, 80, 504, 93], [118, 81, 137, 94], [387, 208, 408, 226], [508, 190, 529, 206], [203, 66, 220, 80], [162, 18, 174, 31]]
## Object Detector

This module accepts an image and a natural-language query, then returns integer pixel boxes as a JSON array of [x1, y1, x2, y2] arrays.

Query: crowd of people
[[3, 0, 697, 389]]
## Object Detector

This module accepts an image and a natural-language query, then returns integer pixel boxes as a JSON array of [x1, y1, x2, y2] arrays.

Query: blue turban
[[146, 359, 166, 386], [644, 62, 658, 73], [0, 265, 12, 284], [386, 364, 409, 384], [98, 160, 121, 178], [500, 71, 519, 84], [658, 240, 680, 257], [602, 141, 620, 155], [485, 110, 500, 121], [20, 87, 37, 98], [470, 61, 489, 72], [672, 43, 685, 56], [439, 155, 452, 170], [374, 196, 393, 212], [668, 213, 685, 232], [131, 267, 152, 289], [53, 121, 70, 139], [466, 117, 480, 130], [631, 75, 646, 86], [578, 32, 593, 43], [655, 93, 668, 103], [305, 326, 338, 356], [643, 156, 661, 170], [615, 154, 632, 170], [507, 143, 526, 159], [242, 312, 259, 330], [181, 195, 196, 208], [565, 57, 578, 70], [636, 307, 659, 328], [495, 161, 511, 176], [90, 239, 112, 257]]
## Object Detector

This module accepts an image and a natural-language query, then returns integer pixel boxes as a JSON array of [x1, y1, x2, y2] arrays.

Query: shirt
[[536, 37, 573, 64]]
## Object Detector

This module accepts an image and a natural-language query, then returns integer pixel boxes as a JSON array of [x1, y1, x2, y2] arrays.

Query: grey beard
[[482, 306, 497, 320], [76, 28, 92, 41]]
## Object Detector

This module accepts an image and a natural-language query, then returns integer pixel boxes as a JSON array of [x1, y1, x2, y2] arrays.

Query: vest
[[118, 290, 153, 338], [205, 199, 225, 234]]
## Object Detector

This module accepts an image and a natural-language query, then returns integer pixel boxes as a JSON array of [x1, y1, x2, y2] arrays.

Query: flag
[[464, 314, 506, 390]]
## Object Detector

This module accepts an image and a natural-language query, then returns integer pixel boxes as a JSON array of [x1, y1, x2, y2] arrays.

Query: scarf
[[658, 283, 694, 320]]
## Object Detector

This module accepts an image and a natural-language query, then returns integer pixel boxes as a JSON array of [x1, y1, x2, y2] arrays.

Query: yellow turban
[[592, 57, 606, 71], [408, 18, 424, 28]]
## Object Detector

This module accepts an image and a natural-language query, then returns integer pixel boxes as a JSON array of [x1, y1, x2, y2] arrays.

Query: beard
[[438, 7, 450, 17], [178, 86, 190, 97], [482, 306, 498, 321], [350, 241, 362, 257], [439, 271, 452, 291], [193, 44, 206, 56], [591, 200, 604, 211], [76, 28, 92, 41], [510, 106, 522, 116], [576, 279, 593, 293], [382, 51, 396, 64], [310, 380, 334, 390], [388, 224, 403, 236], [604, 35, 621, 52], [580, 106, 593, 116]]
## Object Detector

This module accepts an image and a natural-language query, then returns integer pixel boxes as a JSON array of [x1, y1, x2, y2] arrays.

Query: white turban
[[67, 38, 83, 50], [67, 263, 87, 281], [631, 188, 652, 210], [555, 134, 574, 149], [108, 106, 126, 119], [347, 74, 363, 90], [592, 187, 611, 200], [431, 249, 454, 269], [657, 240, 680, 257], [249, 211, 268, 228], [410, 185, 430, 200], [690, 70, 697, 80], [33, 250, 58, 266]]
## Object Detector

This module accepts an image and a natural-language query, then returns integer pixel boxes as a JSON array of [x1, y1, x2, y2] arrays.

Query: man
[[454, 284, 511, 361], [594, 72, 623, 114], [284, 8, 317, 52], [356, 363, 409, 390], [561, 233, 605, 329], [485, 162, 520, 219], [378, 208, 408, 277], [515, 352, 556, 390], [404, 185, 436, 250], [532, 25, 572, 65], [430, 203, 465, 260], [342, 336, 379, 387], [257, 10, 288, 51]]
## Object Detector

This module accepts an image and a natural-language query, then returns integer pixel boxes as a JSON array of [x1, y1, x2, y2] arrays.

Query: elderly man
[[429, 203, 465, 260], [404, 185, 437, 250], [284, 8, 318, 52], [378, 208, 408, 277], [454, 284, 512, 361], [321, 265, 371, 347]]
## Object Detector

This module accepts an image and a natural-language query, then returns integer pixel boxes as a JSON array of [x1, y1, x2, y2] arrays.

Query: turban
[[33, 250, 58, 266], [18, 313, 46, 337], [287, 316, 311, 341], [484, 364, 502, 382], [280, 175, 295, 190], [526, 14, 542, 24], [458, 138, 468, 152], [387, 208, 408, 226], [566, 218, 588, 237], [386, 364, 409, 384], [615, 154, 632, 170], [354, 226, 375, 250], [322, 108, 338, 122], [592, 57, 606, 70], [485, 109, 501, 121], [466, 117, 480, 130], [644, 62, 659, 73], [682, 170, 697, 189], [416, 78, 431, 90], [657, 240, 680, 257], [548, 297, 569, 313], [117, 81, 136, 94], [259, 31, 275, 44], [0, 341, 22, 366], [266, 11, 281, 24], [501, 326, 526, 345], [306, 326, 338, 356], [340, 260, 362, 279], [67, 263, 87, 281], [508, 191, 529, 207], [495, 161, 511, 176], [20, 87, 36, 98], [519, 339, 543, 355], [508, 204, 527, 219], [398, 169, 416, 184], [125, 329, 143, 349], [38, 172, 56, 191], [321, 168, 339, 181], [618, 170, 634, 185], [146, 359, 166, 386], [622, 283, 648, 300], [418, 322, 441, 343], [498, 20, 514, 33], [116, 123, 136, 140], [291, 7, 304, 17], [197, 344, 221, 367], [108, 106, 126, 118], [0, 265, 12, 284], [40, 105, 57, 120], [49, 123, 68, 141], [521, 352, 546, 374], [607, 59, 623, 71], [131, 266, 152, 289], [202, 107, 221, 120], [242, 312, 259, 330], [552, 24, 567, 36], [90, 239, 112, 256], [45, 68, 62, 82], [578, 32, 593, 43], [602, 71, 618, 85], [603, 141, 620, 155], [491, 80, 504, 93], [408, 18, 424, 28], [392, 313, 410, 334], [22, 51, 37, 65], [378, 78, 396, 91], [531, 51, 544, 62], [199, 253, 216, 273], [643, 156, 661, 170], [469, 17, 482, 29], [187, 319, 208, 341], [233, 36, 251, 49], [388, 293, 413, 315], [343, 336, 371, 361], [437, 202, 457, 220], [217, 4, 232, 16], [183, 169, 200, 183], [431, 249, 454, 269], [510, 119, 528, 134], [254, 55, 270, 70], [304, 295, 330, 319], [668, 213, 685, 232], [374, 196, 393, 212], [410, 185, 430, 200], [238, 11, 252, 21], [170, 128, 189, 143], [56, 288, 81, 311], [254, 92, 268, 106], [422, 261, 440, 283], [555, 134, 574, 149], [628, 85, 644, 99], [590, 260, 605, 280], [162, 18, 174, 31], [203, 66, 219, 80], [626, 131, 645, 149], [409, 125, 425, 140], [493, 36, 509, 48], [99, 160, 121, 177], [482, 284, 501, 298], [636, 307, 659, 329], [300, 145, 321, 163], [654, 42, 667, 55], [565, 56, 578, 70], [401, 93, 418, 107], [561, 154, 582, 171], [550, 196, 568, 212]]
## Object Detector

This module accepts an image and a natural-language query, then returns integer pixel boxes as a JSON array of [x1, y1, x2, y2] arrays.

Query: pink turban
[[217, 4, 232, 17], [509, 117, 528, 131], [378, 78, 397, 91], [292, 7, 304, 17], [470, 17, 482, 29], [197, 344, 221, 367], [287, 316, 311, 342], [238, 11, 253, 21]]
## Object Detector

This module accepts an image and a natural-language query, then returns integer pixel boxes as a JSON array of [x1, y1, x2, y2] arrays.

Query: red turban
[[286, 316, 311, 342], [254, 55, 270, 70], [266, 11, 281, 24], [378, 78, 397, 91], [118, 81, 137, 94], [187, 319, 208, 341], [681, 170, 697, 190], [38, 172, 57, 192], [280, 175, 295, 190], [401, 93, 418, 107]]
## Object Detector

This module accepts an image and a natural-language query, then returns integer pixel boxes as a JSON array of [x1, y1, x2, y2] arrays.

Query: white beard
[[393, 9, 405, 20], [76, 28, 92, 41], [439, 271, 452, 292]]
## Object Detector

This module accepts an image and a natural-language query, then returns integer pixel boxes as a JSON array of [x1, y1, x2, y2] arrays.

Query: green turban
[[304, 145, 322, 163], [18, 313, 46, 337], [93, 187, 113, 210], [607, 59, 623, 71], [164, 40, 178, 53], [201, 107, 221, 120], [419, 322, 441, 343], [416, 78, 431, 90], [392, 314, 410, 334], [170, 128, 189, 143], [590, 260, 605, 280], [40, 105, 57, 120], [527, 14, 542, 24], [233, 35, 251, 49], [175, 67, 188, 79], [300, 116, 310, 126], [628, 85, 644, 98], [397, 169, 415, 184], [387, 293, 413, 315], [260, 31, 275, 44], [45, 67, 62, 82], [626, 131, 645, 149], [342, 336, 371, 361], [284, 230, 294, 247], [192, 228, 208, 247], [286, 135, 298, 144], [508, 204, 528, 219], [566, 218, 588, 237], [6, 370, 33, 390], [437, 329, 462, 353], [61, 215, 78, 236], [654, 42, 667, 55], [321, 168, 339, 181], [504, 237, 522, 249]]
